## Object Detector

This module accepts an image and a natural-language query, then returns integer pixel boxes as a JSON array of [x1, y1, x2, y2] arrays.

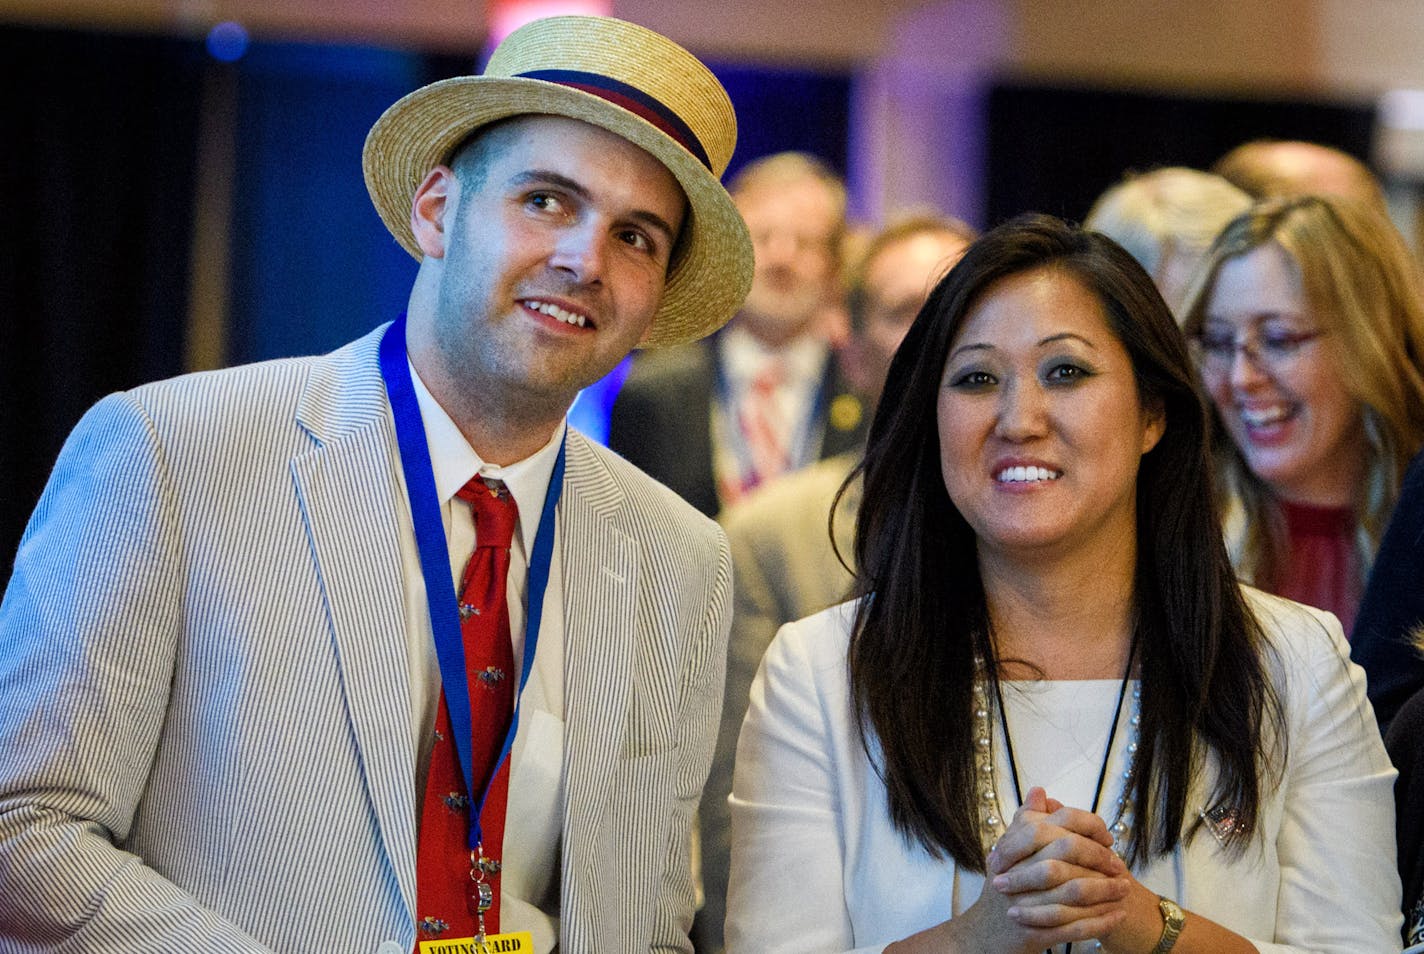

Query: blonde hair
[[1086, 167, 1252, 320], [1181, 194, 1424, 583]]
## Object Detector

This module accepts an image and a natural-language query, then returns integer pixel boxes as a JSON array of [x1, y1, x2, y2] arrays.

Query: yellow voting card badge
[[419, 932, 534, 954]]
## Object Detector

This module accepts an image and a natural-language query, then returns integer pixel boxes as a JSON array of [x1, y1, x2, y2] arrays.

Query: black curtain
[[986, 82, 1377, 226], [0, 26, 204, 571]]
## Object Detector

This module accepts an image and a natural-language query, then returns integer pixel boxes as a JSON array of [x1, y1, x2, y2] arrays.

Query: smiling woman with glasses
[[1181, 194, 1424, 635]]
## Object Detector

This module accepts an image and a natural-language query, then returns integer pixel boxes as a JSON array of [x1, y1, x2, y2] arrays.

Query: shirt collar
[[720, 322, 829, 391], [408, 358, 565, 556]]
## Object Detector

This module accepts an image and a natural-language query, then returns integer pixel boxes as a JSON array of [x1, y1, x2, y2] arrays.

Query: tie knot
[[752, 358, 785, 396], [456, 478, 519, 550]]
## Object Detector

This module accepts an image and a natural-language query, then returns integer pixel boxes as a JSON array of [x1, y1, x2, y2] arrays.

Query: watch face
[[1152, 897, 1186, 952]]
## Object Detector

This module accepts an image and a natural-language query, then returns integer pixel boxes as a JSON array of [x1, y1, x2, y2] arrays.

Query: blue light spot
[[206, 22, 249, 62]]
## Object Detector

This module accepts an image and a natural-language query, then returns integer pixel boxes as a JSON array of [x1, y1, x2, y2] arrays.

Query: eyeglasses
[[1191, 326, 1325, 373]]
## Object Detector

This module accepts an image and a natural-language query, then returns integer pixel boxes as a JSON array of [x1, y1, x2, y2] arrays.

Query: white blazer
[[728, 590, 1401, 954], [0, 325, 731, 953]]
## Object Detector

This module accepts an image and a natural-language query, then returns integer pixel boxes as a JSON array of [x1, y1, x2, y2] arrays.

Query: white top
[[995, 678, 1137, 824], [727, 591, 1402, 954], [398, 361, 565, 952]]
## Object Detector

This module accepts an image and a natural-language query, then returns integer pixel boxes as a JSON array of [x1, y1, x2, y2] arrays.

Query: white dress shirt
[[712, 324, 831, 500], [399, 360, 565, 952]]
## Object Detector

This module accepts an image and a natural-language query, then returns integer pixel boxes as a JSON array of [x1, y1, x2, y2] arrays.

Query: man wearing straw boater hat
[[0, 15, 751, 954]]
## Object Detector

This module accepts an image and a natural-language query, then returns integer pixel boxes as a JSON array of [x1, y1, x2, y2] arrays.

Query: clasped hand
[[965, 786, 1133, 953]]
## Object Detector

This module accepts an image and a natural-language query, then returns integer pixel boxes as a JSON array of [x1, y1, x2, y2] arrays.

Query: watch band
[[1149, 895, 1186, 953]]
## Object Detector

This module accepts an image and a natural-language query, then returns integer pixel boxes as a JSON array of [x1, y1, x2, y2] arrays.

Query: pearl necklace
[[972, 667, 1142, 861], [973, 667, 1141, 954]]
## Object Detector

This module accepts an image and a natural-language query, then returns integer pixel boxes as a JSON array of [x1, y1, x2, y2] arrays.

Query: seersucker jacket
[[0, 323, 731, 954]]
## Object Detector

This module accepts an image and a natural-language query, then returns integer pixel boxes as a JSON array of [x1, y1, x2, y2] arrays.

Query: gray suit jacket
[[697, 453, 860, 952], [0, 325, 731, 954]]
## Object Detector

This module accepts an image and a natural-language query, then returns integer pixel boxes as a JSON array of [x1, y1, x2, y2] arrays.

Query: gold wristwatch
[[1149, 895, 1186, 953]]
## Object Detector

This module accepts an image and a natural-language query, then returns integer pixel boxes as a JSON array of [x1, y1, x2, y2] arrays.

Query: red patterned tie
[[735, 358, 789, 498], [415, 478, 518, 944]]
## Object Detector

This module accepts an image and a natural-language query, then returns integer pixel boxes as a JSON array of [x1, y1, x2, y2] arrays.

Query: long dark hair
[[842, 214, 1284, 870]]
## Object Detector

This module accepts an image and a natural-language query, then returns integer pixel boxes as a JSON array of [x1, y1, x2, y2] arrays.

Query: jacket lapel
[[557, 435, 637, 948], [290, 325, 419, 916], [817, 355, 869, 459]]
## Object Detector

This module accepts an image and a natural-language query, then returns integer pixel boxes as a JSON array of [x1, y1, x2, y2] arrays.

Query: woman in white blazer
[[727, 215, 1400, 954]]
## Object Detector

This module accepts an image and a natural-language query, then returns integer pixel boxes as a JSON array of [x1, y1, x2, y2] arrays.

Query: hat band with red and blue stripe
[[516, 69, 712, 172]]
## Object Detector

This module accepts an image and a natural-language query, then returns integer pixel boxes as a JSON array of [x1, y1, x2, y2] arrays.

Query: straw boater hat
[[363, 15, 753, 348]]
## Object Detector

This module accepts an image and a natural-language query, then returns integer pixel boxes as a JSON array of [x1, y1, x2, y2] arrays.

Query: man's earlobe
[[411, 166, 455, 259]]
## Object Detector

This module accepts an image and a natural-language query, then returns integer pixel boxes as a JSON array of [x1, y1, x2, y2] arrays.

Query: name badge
[[419, 932, 534, 954]]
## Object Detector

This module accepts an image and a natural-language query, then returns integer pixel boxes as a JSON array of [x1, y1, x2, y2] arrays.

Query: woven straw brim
[[363, 77, 752, 348]]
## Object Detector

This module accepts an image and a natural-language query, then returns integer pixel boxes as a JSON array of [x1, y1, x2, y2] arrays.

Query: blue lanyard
[[379, 316, 566, 849]]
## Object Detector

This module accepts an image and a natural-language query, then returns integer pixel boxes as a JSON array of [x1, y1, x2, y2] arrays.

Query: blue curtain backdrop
[[715, 62, 852, 182], [227, 42, 436, 363]]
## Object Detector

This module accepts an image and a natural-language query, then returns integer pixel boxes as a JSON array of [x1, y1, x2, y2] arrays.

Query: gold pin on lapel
[[829, 393, 863, 432]]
